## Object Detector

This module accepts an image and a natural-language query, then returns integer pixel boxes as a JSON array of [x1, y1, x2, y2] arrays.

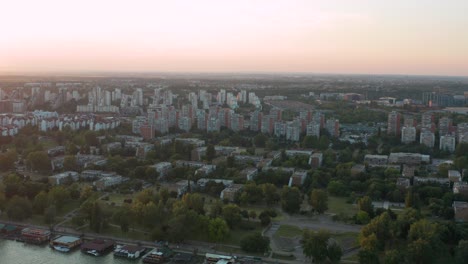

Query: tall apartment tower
[[387, 111, 401, 136]]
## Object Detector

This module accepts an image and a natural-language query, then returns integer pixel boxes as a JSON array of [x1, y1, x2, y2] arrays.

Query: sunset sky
[[2, 0, 468, 76]]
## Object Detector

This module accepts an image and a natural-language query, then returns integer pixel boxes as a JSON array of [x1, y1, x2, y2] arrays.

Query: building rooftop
[[53, 235, 81, 244]]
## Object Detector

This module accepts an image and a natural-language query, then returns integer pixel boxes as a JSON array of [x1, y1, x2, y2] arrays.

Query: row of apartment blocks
[[133, 106, 339, 142], [49, 170, 128, 191], [364, 153, 431, 167], [0, 111, 121, 137], [388, 111, 468, 151]]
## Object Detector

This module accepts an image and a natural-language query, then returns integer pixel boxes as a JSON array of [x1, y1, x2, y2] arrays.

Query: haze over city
[[2, 0, 468, 76]]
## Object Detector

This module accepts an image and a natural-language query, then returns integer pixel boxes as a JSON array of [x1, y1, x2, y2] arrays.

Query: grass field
[[274, 225, 303, 238], [332, 232, 359, 249], [328, 196, 358, 216]]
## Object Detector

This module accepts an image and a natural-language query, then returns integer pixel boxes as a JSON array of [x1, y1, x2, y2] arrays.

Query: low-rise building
[[151, 162, 173, 178], [94, 176, 126, 190], [49, 171, 79, 185], [309, 153, 323, 168], [288, 170, 308, 187], [453, 182, 468, 198], [220, 184, 243, 202], [388, 153, 430, 165], [448, 170, 462, 182], [364, 154, 388, 167], [414, 176, 450, 186], [396, 178, 411, 189], [453, 201, 468, 222], [240, 168, 258, 181]]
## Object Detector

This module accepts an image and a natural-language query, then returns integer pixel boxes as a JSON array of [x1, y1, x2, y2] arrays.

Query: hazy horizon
[[2, 0, 468, 76]]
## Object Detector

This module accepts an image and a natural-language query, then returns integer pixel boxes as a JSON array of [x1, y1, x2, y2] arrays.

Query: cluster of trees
[[82, 190, 270, 249], [358, 209, 468, 264], [301, 230, 342, 263], [0, 173, 85, 223]]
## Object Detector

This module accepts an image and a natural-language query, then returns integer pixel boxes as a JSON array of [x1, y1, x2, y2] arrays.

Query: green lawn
[[328, 196, 358, 216], [332, 232, 359, 249], [56, 200, 81, 217], [215, 245, 265, 257], [274, 225, 303, 238], [272, 252, 296, 260], [189, 221, 264, 246], [93, 224, 150, 241]]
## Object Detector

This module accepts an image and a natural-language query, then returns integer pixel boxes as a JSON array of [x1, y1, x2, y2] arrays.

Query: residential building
[[151, 162, 172, 178], [448, 170, 462, 182], [364, 155, 388, 167], [387, 111, 401, 136], [288, 170, 308, 187], [420, 130, 435, 148], [401, 126, 416, 144], [453, 201, 468, 222], [440, 134, 456, 152], [309, 153, 323, 168], [220, 184, 243, 202]]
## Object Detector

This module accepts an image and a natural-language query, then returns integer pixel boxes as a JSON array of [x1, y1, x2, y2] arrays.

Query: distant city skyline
[[2, 0, 468, 76]]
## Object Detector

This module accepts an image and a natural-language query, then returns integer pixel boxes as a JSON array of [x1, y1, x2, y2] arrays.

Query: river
[[0, 239, 143, 264]]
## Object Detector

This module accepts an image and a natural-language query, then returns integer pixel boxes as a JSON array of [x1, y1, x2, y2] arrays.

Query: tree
[[407, 239, 433, 264], [0, 150, 17, 172], [182, 193, 205, 215], [309, 189, 328, 214], [358, 196, 374, 217], [206, 144, 216, 162], [48, 186, 70, 211], [33, 191, 49, 214], [26, 151, 51, 173], [0, 191, 6, 211], [89, 201, 104, 233], [327, 241, 343, 264], [261, 183, 279, 205], [383, 249, 405, 264], [112, 207, 131, 233], [44, 205, 57, 224], [253, 133, 267, 148], [240, 232, 269, 253], [455, 240, 468, 264], [249, 210, 257, 220], [258, 211, 271, 226], [63, 155, 77, 171], [355, 211, 370, 225], [281, 186, 302, 214], [408, 219, 440, 244], [208, 218, 230, 243], [84, 131, 99, 146], [302, 229, 330, 263], [358, 249, 380, 264], [6, 195, 32, 221], [222, 204, 242, 228], [360, 212, 392, 250]]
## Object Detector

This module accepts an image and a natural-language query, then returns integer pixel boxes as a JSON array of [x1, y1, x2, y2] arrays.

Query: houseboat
[[113, 245, 147, 259], [21, 228, 51, 244], [0, 224, 21, 240], [171, 252, 194, 264], [205, 253, 235, 264], [50, 235, 82, 252], [81, 239, 115, 256], [143, 247, 173, 263]]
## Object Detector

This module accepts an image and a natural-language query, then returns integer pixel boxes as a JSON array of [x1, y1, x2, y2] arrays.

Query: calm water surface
[[0, 240, 141, 264]]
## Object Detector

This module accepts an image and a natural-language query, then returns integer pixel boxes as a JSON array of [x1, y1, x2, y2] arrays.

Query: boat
[[143, 247, 173, 264], [53, 246, 71, 253], [86, 250, 100, 256], [81, 239, 115, 256], [50, 235, 82, 253], [114, 245, 147, 259]]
